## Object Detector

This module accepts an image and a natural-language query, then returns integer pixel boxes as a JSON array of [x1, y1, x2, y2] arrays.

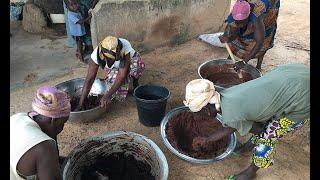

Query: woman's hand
[[88, 11, 92, 18], [234, 60, 246, 71], [100, 95, 111, 108], [74, 105, 82, 112], [78, 59, 99, 111], [219, 35, 230, 43], [99, 54, 130, 107], [74, 100, 84, 112]]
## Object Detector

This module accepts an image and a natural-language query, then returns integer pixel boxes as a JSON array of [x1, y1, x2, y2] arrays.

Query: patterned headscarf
[[183, 79, 221, 112], [32, 86, 71, 118], [98, 36, 125, 61], [232, 0, 251, 21]]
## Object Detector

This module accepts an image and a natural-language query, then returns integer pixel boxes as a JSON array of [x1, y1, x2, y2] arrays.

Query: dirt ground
[[10, 21, 82, 91], [10, 0, 310, 179]]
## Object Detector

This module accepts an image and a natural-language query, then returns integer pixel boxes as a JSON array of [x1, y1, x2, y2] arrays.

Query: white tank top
[[10, 113, 55, 180]]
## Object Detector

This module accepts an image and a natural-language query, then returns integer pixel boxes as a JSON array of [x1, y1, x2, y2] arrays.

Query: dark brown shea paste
[[70, 95, 102, 111], [166, 111, 230, 159], [80, 152, 155, 180], [202, 64, 255, 88]]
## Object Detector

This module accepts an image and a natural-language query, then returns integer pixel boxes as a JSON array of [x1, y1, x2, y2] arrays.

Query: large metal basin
[[55, 78, 109, 122], [160, 106, 237, 164], [198, 59, 262, 92], [63, 131, 169, 180]]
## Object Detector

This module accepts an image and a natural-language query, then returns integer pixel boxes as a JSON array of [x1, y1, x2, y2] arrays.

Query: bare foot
[[233, 164, 259, 180], [234, 170, 257, 180], [234, 172, 256, 180], [79, 54, 84, 62], [76, 51, 84, 62]]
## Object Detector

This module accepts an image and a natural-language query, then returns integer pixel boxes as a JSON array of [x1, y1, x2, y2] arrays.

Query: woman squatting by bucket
[[183, 64, 309, 180], [75, 36, 145, 110]]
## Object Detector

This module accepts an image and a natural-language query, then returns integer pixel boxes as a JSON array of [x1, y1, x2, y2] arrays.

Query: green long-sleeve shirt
[[220, 64, 310, 136]]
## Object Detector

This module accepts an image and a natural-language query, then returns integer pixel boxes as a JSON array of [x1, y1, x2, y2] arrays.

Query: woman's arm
[[243, 15, 265, 62], [192, 121, 265, 150], [203, 121, 264, 143], [36, 141, 62, 180], [76, 59, 99, 111], [192, 127, 236, 150], [219, 25, 238, 43], [207, 127, 237, 143], [100, 54, 130, 107]]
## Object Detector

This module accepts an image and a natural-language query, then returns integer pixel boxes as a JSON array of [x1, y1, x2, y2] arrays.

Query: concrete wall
[[91, 0, 230, 51]]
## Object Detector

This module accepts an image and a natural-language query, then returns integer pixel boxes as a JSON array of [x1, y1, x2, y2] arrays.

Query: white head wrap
[[183, 79, 221, 112]]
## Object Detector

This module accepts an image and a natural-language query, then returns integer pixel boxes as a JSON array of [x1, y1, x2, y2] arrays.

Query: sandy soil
[[10, 0, 310, 179]]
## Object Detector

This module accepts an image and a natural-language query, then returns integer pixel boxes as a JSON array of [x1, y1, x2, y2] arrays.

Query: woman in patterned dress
[[219, 0, 280, 70], [76, 36, 145, 110], [186, 64, 309, 180]]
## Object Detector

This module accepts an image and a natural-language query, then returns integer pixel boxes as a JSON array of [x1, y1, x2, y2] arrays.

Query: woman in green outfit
[[184, 64, 310, 180]]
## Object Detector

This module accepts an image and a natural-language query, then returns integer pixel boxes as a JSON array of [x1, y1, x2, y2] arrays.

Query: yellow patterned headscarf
[[98, 36, 125, 61]]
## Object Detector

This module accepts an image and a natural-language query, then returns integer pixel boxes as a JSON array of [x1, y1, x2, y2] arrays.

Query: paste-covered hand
[[100, 95, 111, 108]]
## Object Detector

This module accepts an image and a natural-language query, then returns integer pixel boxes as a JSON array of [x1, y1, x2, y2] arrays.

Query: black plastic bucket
[[133, 85, 170, 127]]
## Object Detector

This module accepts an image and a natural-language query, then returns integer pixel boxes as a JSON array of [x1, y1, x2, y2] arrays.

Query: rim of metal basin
[[160, 106, 237, 164], [63, 131, 169, 180], [133, 85, 171, 103], [197, 59, 263, 91], [55, 77, 113, 114]]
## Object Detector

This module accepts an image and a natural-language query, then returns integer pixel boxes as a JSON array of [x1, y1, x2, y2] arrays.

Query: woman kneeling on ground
[[183, 64, 309, 180], [76, 36, 145, 110]]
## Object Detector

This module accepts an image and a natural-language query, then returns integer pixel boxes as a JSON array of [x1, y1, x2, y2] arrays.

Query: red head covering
[[232, 0, 251, 21]]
